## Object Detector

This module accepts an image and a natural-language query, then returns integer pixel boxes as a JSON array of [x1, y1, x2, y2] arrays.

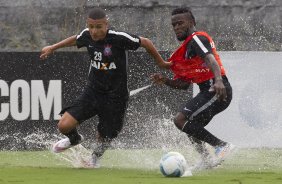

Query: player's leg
[[175, 77, 234, 164], [52, 86, 99, 153], [87, 133, 112, 168], [175, 77, 232, 147], [52, 112, 83, 153], [187, 135, 218, 170], [92, 132, 112, 157], [176, 112, 227, 147], [58, 112, 81, 143], [209, 78, 235, 159], [87, 97, 128, 168], [188, 135, 209, 158]]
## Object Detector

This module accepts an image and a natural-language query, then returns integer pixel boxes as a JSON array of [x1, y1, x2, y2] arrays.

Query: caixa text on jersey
[[90, 60, 117, 70], [0, 80, 62, 121]]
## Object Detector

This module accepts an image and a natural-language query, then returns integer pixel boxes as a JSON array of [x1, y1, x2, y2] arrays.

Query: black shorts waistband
[[198, 75, 229, 91]]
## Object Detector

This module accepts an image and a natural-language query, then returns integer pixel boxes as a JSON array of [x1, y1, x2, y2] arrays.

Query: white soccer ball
[[159, 152, 187, 177]]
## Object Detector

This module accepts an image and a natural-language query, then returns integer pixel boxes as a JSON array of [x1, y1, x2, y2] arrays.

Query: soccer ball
[[159, 152, 187, 177]]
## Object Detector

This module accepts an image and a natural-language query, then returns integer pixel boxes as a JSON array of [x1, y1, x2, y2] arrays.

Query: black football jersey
[[76, 28, 141, 97]]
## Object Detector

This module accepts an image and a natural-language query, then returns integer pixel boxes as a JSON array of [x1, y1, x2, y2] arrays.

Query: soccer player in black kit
[[40, 8, 170, 168], [151, 7, 235, 170]]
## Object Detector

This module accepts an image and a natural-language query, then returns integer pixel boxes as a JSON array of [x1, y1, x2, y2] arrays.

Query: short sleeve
[[191, 35, 213, 58], [108, 30, 141, 50], [76, 28, 90, 48]]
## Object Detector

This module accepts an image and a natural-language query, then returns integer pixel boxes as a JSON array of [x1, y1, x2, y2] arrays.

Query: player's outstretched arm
[[40, 35, 77, 60], [140, 37, 172, 69], [151, 73, 190, 90]]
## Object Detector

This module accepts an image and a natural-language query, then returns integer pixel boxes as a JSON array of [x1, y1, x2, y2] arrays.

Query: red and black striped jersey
[[169, 31, 226, 84]]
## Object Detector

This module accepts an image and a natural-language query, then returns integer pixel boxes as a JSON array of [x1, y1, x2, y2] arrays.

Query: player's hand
[[150, 73, 167, 85], [213, 80, 227, 101], [40, 45, 55, 60], [161, 61, 173, 69]]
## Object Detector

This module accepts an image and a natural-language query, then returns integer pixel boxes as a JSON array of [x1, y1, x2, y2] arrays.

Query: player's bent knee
[[181, 121, 204, 137], [173, 112, 187, 130], [57, 121, 68, 134], [57, 113, 78, 134], [173, 117, 180, 129]]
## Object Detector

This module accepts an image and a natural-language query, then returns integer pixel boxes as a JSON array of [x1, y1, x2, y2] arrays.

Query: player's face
[[87, 18, 108, 41], [171, 13, 193, 41]]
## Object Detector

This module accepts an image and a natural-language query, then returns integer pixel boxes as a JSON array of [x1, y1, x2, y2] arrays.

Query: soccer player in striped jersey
[[40, 7, 170, 168], [151, 7, 235, 169]]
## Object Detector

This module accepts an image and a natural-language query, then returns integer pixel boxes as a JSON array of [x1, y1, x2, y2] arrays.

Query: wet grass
[[0, 148, 281, 184]]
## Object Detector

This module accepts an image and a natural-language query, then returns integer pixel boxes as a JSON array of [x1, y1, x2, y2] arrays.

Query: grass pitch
[[0, 148, 282, 184]]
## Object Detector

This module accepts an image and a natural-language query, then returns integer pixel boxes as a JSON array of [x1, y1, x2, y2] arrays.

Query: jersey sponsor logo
[[90, 60, 117, 70], [195, 65, 224, 73], [196, 63, 210, 73], [103, 44, 112, 56], [195, 68, 210, 73]]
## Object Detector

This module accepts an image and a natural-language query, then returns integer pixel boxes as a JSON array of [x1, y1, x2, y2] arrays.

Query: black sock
[[183, 122, 226, 147], [64, 128, 81, 145]]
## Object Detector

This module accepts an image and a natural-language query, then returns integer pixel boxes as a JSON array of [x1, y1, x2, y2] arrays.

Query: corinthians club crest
[[103, 44, 112, 56]]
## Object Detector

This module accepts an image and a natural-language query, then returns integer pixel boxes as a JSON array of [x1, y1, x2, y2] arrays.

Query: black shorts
[[180, 76, 232, 127], [60, 85, 128, 139]]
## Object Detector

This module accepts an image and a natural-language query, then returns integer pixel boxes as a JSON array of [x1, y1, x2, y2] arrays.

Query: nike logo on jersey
[[184, 107, 192, 112], [90, 60, 117, 70]]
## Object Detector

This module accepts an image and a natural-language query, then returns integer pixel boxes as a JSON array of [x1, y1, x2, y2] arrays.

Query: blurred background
[[0, 0, 281, 52]]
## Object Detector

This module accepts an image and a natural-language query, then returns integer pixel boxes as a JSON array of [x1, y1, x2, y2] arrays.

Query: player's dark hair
[[88, 8, 107, 20], [171, 7, 196, 26]]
